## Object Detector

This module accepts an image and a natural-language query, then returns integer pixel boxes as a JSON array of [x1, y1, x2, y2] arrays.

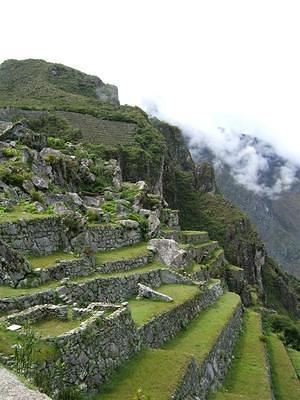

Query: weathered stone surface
[[32, 175, 49, 190], [0, 240, 31, 286], [149, 238, 187, 268], [119, 219, 139, 229], [137, 283, 173, 302], [147, 211, 160, 238], [0, 366, 51, 399]]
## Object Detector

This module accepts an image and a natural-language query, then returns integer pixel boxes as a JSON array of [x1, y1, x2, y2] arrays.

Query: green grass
[[0, 280, 61, 299], [288, 348, 300, 379], [267, 334, 300, 399], [210, 310, 271, 400], [96, 292, 241, 400], [128, 284, 200, 326], [0, 205, 53, 224], [31, 317, 85, 337], [95, 242, 148, 264], [0, 324, 59, 362], [28, 252, 77, 269]]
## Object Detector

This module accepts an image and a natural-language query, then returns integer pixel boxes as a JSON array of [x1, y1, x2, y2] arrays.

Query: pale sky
[[1, 0, 300, 176]]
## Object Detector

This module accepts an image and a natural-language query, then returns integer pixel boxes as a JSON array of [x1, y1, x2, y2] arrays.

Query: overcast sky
[[1, 0, 300, 179]]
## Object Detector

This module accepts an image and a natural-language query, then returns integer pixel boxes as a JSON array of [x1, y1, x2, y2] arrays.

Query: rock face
[[0, 240, 31, 286], [137, 283, 173, 302], [149, 239, 187, 268]]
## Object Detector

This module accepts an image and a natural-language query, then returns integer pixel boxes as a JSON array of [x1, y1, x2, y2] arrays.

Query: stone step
[[97, 292, 242, 400], [180, 230, 209, 245], [182, 240, 220, 264], [161, 229, 209, 245], [211, 310, 272, 400], [95, 242, 153, 274], [266, 334, 300, 400]]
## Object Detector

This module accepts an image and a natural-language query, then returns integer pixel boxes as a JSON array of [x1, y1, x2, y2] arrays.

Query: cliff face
[[152, 120, 265, 297]]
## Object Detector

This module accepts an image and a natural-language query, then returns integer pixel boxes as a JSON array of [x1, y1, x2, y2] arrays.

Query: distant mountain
[[0, 59, 119, 108], [192, 133, 300, 278]]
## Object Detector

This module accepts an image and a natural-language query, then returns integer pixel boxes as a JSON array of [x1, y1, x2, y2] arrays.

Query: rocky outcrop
[[149, 239, 187, 268]]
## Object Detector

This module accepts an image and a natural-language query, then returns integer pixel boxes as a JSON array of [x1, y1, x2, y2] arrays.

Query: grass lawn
[[28, 252, 77, 269], [210, 310, 272, 400], [0, 324, 58, 361], [128, 284, 200, 326], [288, 348, 300, 379], [31, 317, 85, 337], [96, 292, 240, 400], [0, 280, 61, 299], [267, 334, 300, 399], [95, 242, 148, 264], [0, 205, 53, 224]]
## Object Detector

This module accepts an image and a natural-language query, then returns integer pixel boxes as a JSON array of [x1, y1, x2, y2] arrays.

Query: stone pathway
[[0, 366, 51, 400]]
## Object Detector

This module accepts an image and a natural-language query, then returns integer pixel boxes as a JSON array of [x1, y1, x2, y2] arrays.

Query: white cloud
[[1, 0, 300, 195]]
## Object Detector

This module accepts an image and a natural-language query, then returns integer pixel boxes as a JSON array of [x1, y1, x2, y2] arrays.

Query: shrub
[[29, 190, 45, 204], [2, 147, 19, 158]]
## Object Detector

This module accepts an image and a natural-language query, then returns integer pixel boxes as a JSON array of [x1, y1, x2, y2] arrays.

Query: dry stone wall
[[139, 283, 223, 348], [172, 303, 243, 399], [0, 217, 65, 255]]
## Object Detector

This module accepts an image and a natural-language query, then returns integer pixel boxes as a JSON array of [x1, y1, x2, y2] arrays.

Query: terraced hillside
[[1, 59, 300, 400], [0, 108, 137, 146], [0, 191, 245, 399]]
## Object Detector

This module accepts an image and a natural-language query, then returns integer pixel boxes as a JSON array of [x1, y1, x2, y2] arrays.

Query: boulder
[[137, 283, 173, 302], [67, 192, 83, 207], [119, 219, 140, 229], [53, 202, 69, 215], [32, 175, 49, 190], [149, 239, 187, 268], [148, 211, 160, 238]]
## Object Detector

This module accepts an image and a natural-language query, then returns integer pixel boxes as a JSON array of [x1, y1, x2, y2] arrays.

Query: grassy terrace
[[128, 284, 200, 326], [288, 348, 300, 379], [211, 310, 272, 400], [28, 252, 78, 269], [0, 205, 53, 223], [0, 323, 59, 362], [31, 316, 89, 337], [0, 261, 165, 299], [180, 240, 218, 250], [95, 242, 149, 264], [96, 292, 241, 400], [267, 334, 300, 399]]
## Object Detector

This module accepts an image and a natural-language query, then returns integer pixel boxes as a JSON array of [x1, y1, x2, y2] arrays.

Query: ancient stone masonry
[[0, 239, 31, 286], [0, 217, 66, 255], [19, 256, 96, 288], [172, 303, 243, 399], [4, 304, 68, 326], [139, 282, 223, 348], [71, 223, 142, 253], [0, 290, 58, 314], [97, 252, 153, 274]]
